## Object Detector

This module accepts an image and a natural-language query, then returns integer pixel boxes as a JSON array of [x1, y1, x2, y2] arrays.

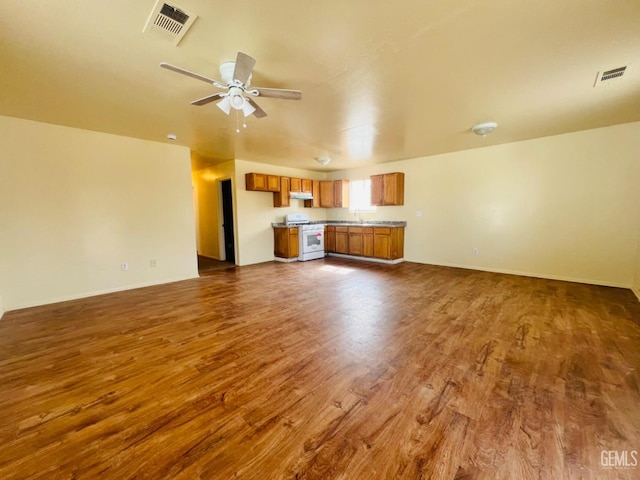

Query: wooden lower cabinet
[[325, 225, 336, 253], [335, 226, 349, 254], [373, 227, 405, 260], [325, 225, 404, 260], [273, 227, 299, 259], [363, 227, 374, 257], [348, 227, 364, 256]]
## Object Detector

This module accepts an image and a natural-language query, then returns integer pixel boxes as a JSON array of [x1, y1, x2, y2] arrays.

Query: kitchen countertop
[[272, 220, 407, 228]]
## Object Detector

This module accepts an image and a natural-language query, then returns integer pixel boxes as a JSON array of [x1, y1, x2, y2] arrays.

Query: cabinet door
[[390, 227, 405, 259], [335, 227, 349, 254], [348, 227, 364, 256], [363, 228, 374, 257], [333, 180, 350, 208], [246, 173, 267, 191], [267, 175, 281, 192], [325, 226, 336, 253], [383, 173, 404, 205], [273, 176, 290, 207], [289, 228, 299, 258], [301, 178, 313, 193], [304, 180, 321, 208], [290, 177, 301, 192], [370, 174, 384, 206], [373, 227, 392, 259], [319, 181, 335, 207]]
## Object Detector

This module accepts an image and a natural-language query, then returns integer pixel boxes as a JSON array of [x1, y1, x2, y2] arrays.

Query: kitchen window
[[349, 179, 376, 213]]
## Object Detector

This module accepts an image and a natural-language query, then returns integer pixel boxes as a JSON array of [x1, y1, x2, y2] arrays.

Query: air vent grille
[[143, 1, 197, 46], [594, 65, 631, 87]]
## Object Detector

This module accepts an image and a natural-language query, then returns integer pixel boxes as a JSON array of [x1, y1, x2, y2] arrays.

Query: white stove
[[285, 214, 325, 261]]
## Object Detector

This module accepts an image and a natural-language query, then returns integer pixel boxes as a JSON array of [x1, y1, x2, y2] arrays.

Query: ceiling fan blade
[[233, 51, 256, 85], [255, 88, 302, 100], [247, 98, 267, 118], [191, 93, 225, 106], [160, 62, 217, 85]]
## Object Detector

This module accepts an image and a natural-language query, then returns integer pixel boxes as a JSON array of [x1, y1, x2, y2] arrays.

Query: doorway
[[220, 179, 235, 264]]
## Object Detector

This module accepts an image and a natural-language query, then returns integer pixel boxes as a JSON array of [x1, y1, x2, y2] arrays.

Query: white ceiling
[[1, 0, 639, 171]]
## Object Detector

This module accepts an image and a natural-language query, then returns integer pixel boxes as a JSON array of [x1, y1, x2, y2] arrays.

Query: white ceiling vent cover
[[143, 1, 197, 46], [594, 65, 631, 87]]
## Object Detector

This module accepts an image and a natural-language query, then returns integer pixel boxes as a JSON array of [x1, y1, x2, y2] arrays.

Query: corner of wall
[[0, 295, 4, 320]]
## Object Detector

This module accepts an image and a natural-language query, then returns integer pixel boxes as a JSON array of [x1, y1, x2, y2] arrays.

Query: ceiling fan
[[160, 51, 302, 119]]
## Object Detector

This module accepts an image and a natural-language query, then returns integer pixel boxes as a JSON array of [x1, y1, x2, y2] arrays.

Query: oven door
[[301, 228, 324, 253]]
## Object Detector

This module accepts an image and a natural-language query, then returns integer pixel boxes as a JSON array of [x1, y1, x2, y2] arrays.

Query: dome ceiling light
[[471, 122, 498, 137]]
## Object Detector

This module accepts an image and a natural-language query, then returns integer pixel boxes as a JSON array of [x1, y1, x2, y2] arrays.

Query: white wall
[[0, 115, 198, 310], [233, 159, 327, 266], [328, 122, 640, 288]]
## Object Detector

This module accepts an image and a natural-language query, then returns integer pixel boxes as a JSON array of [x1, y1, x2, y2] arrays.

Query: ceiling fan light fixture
[[216, 96, 231, 115], [471, 122, 498, 137], [241, 101, 256, 117]]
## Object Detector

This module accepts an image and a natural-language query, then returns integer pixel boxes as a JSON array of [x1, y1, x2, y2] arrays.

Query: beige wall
[[233, 159, 327, 266], [0, 115, 198, 310], [328, 122, 640, 288], [634, 219, 640, 301], [192, 159, 235, 260]]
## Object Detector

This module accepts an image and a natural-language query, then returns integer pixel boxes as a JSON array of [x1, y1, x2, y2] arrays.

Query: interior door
[[221, 179, 235, 263]]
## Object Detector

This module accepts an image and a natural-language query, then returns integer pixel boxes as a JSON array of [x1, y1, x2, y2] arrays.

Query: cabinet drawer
[[348, 226, 363, 234], [335, 226, 349, 233], [374, 227, 392, 235]]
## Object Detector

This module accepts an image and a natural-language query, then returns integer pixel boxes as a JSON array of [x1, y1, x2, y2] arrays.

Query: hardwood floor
[[1, 258, 639, 479]]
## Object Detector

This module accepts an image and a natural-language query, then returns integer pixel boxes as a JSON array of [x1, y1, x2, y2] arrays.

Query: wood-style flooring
[[1, 258, 639, 479]]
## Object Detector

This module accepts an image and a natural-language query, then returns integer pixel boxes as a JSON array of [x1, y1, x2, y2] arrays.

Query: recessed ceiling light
[[166, 133, 177, 141]]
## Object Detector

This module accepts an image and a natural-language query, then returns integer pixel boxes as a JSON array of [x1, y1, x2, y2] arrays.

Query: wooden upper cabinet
[[246, 173, 281, 192], [371, 175, 384, 206], [304, 180, 321, 208], [301, 179, 313, 193], [319, 181, 335, 207], [334, 180, 350, 208], [370, 172, 404, 206], [273, 176, 290, 208], [290, 178, 301, 192], [318, 179, 349, 208]]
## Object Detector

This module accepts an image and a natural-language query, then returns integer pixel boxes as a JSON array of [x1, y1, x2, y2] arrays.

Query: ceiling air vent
[[594, 65, 631, 87], [143, 1, 197, 46]]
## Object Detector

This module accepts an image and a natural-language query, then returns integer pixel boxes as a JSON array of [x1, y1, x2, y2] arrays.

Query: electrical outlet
[[121, 263, 129, 271], [150, 259, 157, 268], [416, 211, 423, 217], [472, 248, 479, 255]]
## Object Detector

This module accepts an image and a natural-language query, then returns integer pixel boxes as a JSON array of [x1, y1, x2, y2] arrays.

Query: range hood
[[290, 192, 314, 200]]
